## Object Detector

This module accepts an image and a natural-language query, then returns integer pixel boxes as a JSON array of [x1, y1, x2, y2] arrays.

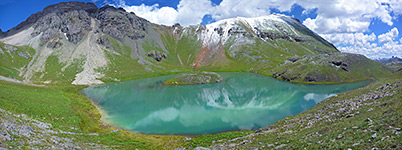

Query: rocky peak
[[41, 2, 98, 16], [97, 5, 148, 40], [376, 56, 402, 64], [31, 7, 93, 44], [4, 2, 97, 36], [0, 28, 4, 38], [3, 1, 150, 46], [99, 5, 127, 13]]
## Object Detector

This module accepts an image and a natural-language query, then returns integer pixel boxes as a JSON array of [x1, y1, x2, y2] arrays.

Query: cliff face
[[0, 2, 389, 85], [4, 2, 98, 37]]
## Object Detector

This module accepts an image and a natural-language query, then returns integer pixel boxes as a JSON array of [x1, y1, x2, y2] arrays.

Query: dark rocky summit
[[4, 2, 98, 37], [3, 1, 149, 45], [97, 5, 148, 40], [0, 28, 4, 38]]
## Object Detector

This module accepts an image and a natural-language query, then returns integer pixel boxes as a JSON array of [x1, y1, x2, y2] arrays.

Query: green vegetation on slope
[[270, 53, 391, 84], [30, 55, 85, 84], [142, 28, 201, 70], [97, 49, 148, 82], [0, 42, 35, 81]]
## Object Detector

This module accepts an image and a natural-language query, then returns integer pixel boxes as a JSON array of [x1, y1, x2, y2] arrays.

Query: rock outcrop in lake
[[163, 72, 223, 85]]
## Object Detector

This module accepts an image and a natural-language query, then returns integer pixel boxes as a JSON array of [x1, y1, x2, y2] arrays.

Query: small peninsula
[[163, 72, 224, 85]]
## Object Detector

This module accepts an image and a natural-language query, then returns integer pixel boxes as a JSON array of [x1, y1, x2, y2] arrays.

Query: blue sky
[[0, 0, 401, 59]]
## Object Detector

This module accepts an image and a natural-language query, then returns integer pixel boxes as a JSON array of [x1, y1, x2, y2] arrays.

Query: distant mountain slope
[[271, 53, 389, 83], [376, 56, 402, 64], [376, 56, 402, 72], [0, 2, 390, 85]]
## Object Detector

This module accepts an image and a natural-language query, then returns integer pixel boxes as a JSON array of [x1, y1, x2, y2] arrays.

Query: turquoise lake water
[[82, 72, 371, 134]]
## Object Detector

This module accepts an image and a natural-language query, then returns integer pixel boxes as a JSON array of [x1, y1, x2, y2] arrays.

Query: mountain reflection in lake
[[83, 72, 371, 134]]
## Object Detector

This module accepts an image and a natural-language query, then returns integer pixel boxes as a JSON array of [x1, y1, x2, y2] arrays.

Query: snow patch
[[198, 14, 301, 47], [63, 33, 69, 40]]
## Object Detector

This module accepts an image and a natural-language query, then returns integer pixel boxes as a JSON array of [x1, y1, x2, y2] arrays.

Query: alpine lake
[[82, 72, 371, 134]]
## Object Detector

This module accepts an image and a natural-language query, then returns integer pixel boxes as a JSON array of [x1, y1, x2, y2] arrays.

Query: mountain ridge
[[1, 2, 98, 37], [376, 56, 402, 72], [0, 1, 390, 85]]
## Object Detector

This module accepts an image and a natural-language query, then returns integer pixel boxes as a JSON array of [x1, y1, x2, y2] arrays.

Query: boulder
[[147, 50, 167, 62], [18, 52, 30, 59], [47, 40, 63, 49]]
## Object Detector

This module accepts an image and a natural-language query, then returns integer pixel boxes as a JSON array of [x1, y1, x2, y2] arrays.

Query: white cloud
[[301, 0, 393, 34], [304, 15, 371, 34], [337, 41, 402, 59], [176, 0, 213, 26], [118, 0, 212, 26], [122, 4, 179, 25], [378, 27, 399, 44], [321, 28, 402, 59], [211, 0, 280, 21], [320, 32, 376, 46], [389, 0, 402, 16]]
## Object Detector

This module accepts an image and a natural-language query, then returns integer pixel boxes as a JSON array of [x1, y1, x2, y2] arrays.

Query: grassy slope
[[96, 27, 200, 82], [211, 72, 402, 149], [30, 55, 85, 84], [0, 42, 35, 81], [270, 54, 391, 84], [141, 27, 201, 71]]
